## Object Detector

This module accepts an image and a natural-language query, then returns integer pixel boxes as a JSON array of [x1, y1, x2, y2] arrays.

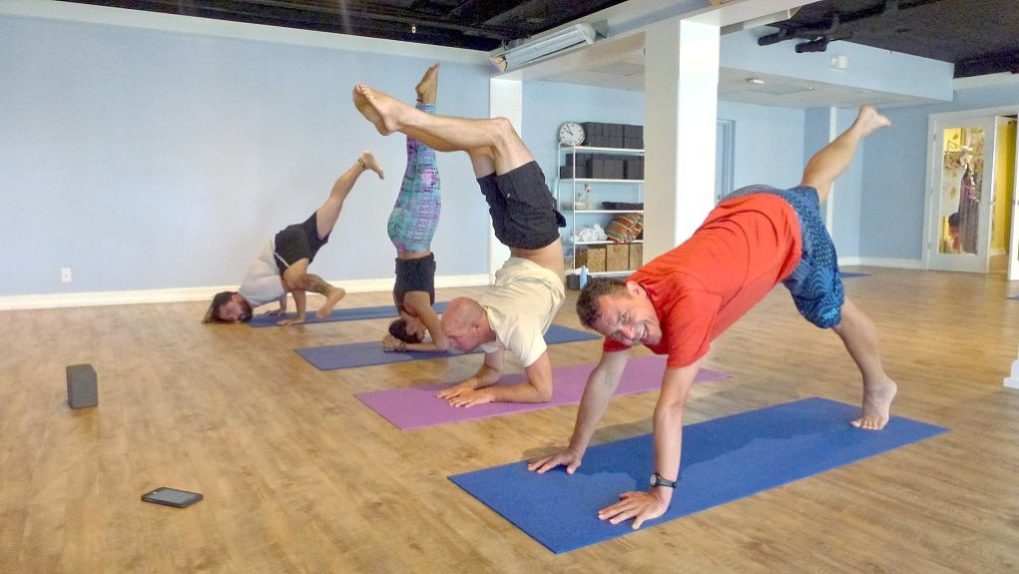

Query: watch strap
[[650, 472, 677, 488]]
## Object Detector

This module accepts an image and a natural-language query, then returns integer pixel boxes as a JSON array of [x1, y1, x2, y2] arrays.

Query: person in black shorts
[[354, 83, 567, 407], [203, 151, 385, 325]]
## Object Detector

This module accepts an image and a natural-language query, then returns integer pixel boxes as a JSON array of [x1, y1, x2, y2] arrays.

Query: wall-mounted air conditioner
[[490, 23, 598, 72]]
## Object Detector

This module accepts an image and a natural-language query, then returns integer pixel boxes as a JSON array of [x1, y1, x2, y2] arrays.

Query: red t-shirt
[[604, 193, 802, 367]]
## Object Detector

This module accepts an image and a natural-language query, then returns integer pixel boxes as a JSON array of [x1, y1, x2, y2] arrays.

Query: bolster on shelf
[[605, 213, 644, 243]]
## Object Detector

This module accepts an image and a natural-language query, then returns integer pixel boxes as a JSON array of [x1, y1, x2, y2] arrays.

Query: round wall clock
[[558, 122, 585, 146]]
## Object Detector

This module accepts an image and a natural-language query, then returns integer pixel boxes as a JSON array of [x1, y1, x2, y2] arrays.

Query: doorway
[[925, 108, 1019, 277], [991, 116, 1016, 277]]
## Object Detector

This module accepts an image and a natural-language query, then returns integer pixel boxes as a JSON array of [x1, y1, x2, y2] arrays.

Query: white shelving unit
[[554, 144, 645, 277]]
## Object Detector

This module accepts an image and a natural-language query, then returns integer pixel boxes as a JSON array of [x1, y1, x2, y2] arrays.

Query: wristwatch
[[649, 473, 677, 488]]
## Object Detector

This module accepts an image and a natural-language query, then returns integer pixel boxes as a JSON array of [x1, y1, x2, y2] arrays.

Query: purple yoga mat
[[355, 355, 728, 430]]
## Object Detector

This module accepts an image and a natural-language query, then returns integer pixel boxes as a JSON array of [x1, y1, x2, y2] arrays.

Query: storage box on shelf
[[606, 244, 630, 272], [575, 246, 606, 273], [629, 243, 643, 269]]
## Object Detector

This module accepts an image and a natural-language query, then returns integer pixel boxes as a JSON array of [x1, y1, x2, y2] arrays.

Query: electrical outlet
[[61, 268, 72, 283]]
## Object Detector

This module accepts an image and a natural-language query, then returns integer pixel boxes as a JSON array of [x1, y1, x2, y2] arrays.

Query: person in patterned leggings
[[381, 65, 450, 353]]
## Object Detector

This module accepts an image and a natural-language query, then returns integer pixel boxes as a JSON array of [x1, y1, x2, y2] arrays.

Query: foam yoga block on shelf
[[450, 397, 947, 554]]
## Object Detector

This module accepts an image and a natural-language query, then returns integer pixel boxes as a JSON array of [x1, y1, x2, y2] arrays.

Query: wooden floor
[[3, 267, 1019, 573]]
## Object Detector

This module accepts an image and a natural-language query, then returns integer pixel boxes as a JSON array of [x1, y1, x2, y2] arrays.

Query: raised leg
[[467, 147, 496, 179], [416, 64, 439, 105], [282, 260, 346, 319], [396, 64, 461, 153], [353, 84, 534, 174], [831, 297, 898, 430], [316, 151, 384, 239], [800, 105, 891, 202], [390, 68, 443, 258]]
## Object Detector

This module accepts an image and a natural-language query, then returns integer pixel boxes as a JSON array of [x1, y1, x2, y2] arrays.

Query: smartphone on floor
[[141, 487, 203, 508]]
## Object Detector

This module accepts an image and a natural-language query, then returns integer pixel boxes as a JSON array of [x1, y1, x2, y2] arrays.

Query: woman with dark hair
[[381, 65, 449, 352]]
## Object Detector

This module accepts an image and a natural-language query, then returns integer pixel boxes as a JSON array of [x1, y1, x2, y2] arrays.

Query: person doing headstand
[[204, 152, 384, 325], [354, 81, 566, 408], [381, 65, 450, 353]]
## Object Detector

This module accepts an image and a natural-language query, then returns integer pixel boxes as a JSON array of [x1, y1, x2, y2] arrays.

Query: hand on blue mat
[[527, 448, 582, 475], [278, 314, 306, 327], [598, 490, 668, 529]]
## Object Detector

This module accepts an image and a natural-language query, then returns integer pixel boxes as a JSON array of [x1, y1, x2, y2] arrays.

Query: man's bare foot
[[416, 64, 440, 105], [353, 85, 387, 134], [359, 151, 384, 179], [853, 105, 892, 137], [316, 287, 347, 320], [852, 376, 897, 430], [353, 84, 410, 136]]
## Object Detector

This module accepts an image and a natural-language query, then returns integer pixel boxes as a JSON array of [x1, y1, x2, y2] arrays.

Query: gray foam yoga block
[[66, 364, 98, 409]]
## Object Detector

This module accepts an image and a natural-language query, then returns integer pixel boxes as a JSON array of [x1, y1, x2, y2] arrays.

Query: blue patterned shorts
[[727, 185, 844, 329]]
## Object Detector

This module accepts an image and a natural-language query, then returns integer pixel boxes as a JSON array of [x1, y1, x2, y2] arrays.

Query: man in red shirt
[[530, 105, 895, 529]]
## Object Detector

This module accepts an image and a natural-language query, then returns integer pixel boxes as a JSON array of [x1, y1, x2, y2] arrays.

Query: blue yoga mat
[[296, 324, 599, 371], [248, 301, 451, 328], [450, 397, 947, 554]]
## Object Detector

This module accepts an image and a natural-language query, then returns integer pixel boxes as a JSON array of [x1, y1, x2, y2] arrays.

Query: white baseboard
[[838, 256, 925, 270], [0, 274, 491, 311]]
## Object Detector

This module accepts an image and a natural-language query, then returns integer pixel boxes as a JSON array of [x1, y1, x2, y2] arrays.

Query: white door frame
[[1006, 116, 1019, 281], [715, 119, 735, 202], [922, 105, 1019, 270]]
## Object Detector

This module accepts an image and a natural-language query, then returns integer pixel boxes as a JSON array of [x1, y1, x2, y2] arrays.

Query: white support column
[[487, 78, 521, 282], [643, 18, 720, 262]]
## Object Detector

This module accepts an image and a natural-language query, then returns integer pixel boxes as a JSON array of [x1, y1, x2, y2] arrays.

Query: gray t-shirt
[[479, 257, 566, 367], [237, 240, 285, 307]]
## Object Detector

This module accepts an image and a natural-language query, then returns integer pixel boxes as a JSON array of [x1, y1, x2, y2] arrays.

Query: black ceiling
[[62, 0, 1019, 78], [762, 0, 1019, 78], [59, 0, 628, 51]]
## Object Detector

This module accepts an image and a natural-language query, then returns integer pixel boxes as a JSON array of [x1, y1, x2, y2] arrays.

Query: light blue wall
[[803, 107, 869, 258], [520, 82, 806, 247], [860, 82, 1019, 259], [718, 101, 805, 190], [833, 109, 865, 257], [522, 82, 644, 186], [11, 11, 996, 293], [0, 15, 491, 296]]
